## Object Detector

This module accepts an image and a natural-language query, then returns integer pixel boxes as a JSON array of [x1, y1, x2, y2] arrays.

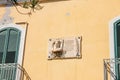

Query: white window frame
[[0, 23, 26, 65], [109, 16, 120, 58], [109, 16, 120, 80]]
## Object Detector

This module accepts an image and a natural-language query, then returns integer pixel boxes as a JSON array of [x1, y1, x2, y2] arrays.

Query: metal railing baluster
[[104, 58, 120, 80], [0, 63, 31, 80]]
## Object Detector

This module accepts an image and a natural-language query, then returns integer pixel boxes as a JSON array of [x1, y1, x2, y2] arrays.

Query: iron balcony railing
[[0, 63, 31, 80], [104, 58, 120, 80]]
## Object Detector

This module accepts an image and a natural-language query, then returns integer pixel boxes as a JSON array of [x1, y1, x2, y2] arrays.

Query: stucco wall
[[1, 0, 120, 80]]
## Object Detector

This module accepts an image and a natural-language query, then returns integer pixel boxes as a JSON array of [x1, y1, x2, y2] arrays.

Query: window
[[109, 17, 120, 80], [114, 20, 120, 80], [0, 24, 26, 65], [0, 28, 20, 64], [0, 24, 26, 80]]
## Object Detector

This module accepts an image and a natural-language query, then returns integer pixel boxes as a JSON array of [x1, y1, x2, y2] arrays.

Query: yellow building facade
[[0, 0, 120, 80]]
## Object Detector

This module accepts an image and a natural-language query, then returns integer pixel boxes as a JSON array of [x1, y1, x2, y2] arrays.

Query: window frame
[[0, 23, 26, 65], [109, 16, 120, 59], [109, 16, 120, 80]]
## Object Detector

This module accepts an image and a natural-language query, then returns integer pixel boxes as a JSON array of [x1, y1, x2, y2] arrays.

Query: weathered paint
[[0, 4, 13, 25]]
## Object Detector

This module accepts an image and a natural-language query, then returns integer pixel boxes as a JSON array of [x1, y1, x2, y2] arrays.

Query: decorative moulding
[[48, 36, 82, 60]]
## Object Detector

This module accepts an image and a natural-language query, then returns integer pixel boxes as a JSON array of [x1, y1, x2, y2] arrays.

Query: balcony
[[104, 58, 120, 80], [0, 63, 31, 80]]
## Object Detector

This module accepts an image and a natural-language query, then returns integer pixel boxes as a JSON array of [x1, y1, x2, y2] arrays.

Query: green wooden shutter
[[114, 20, 120, 80], [6, 28, 21, 63], [0, 27, 21, 64], [0, 30, 7, 63]]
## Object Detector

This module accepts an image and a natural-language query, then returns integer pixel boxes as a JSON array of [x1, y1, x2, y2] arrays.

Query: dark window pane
[[5, 51, 15, 63], [0, 31, 6, 63]]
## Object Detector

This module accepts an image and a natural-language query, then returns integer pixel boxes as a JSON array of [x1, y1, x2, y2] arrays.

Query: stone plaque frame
[[48, 36, 82, 60]]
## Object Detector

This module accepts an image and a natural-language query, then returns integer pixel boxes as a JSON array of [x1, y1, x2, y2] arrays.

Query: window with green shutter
[[0, 27, 21, 64], [114, 20, 120, 80], [0, 24, 27, 80]]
